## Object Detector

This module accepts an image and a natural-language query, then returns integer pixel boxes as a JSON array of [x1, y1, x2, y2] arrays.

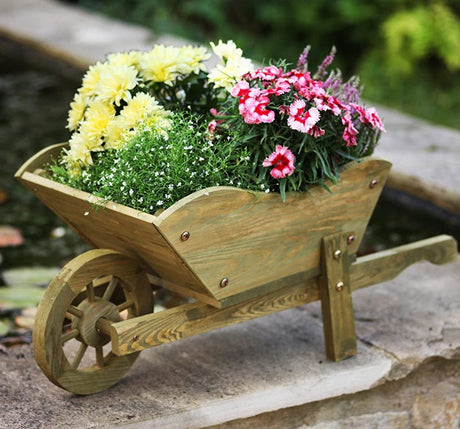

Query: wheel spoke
[[102, 276, 119, 301], [67, 305, 83, 318], [72, 343, 88, 369], [95, 346, 104, 368], [61, 328, 79, 344], [86, 282, 96, 302], [117, 299, 134, 312]]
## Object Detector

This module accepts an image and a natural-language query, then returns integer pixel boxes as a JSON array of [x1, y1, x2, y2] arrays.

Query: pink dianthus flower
[[349, 104, 386, 132], [341, 112, 359, 147], [263, 145, 295, 179], [287, 99, 320, 133]]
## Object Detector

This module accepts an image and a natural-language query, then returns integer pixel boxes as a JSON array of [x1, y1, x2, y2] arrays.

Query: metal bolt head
[[220, 278, 229, 288], [347, 235, 355, 245], [336, 281, 344, 292], [333, 249, 342, 259], [180, 231, 190, 241], [369, 179, 378, 189]]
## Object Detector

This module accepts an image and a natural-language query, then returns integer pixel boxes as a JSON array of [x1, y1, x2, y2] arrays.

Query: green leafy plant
[[382, 1, 460, 75], [50, 111, 260, 212]]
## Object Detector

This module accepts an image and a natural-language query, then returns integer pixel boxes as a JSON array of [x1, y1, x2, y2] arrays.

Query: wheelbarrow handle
[[350, 234, 458, 291]]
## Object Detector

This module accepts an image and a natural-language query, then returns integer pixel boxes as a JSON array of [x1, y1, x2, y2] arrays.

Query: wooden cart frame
[[16, 143, 458, 394]]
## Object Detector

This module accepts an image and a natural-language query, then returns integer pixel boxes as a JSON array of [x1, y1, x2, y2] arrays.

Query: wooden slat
[[109, 234, 457, 357], [17, 166, 216, 304], [320, 232, 357, 361], [157, 158, 392, 303], [110, 278, 317, 356]]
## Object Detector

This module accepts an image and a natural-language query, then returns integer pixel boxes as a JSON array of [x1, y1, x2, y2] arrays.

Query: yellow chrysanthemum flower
[[67, 92, 86, 131], [67, 132, 94, 166], [175, 45, 210, 75], [119, 92, 160, 125], [105, 117, 127, 150], [80, 99, 115, 145], [107, 51, 142, 68], [143, 115, 172, 137], [96, 64, 138, 106], [208, 56, 254, 91], [138, 45, 182, 85], [210, 40, 243, 61], [79, 62, 110, 99]]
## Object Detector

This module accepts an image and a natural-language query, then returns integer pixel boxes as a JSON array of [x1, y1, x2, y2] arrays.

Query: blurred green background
[[70, 0, 460, 129]]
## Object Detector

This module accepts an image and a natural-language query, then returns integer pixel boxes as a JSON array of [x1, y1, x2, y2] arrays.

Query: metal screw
[[347, 235, 355, 245], [133, 335, 139, 341], [336, 282, 344, 292], [220, 278, 229, 288], [180, 231, 190, 241], [369, 179, 378, 189], [333, 249, 342, 259]]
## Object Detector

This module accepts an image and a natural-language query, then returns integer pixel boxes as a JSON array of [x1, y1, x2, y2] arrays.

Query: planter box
[[15, 143, 458, 395]]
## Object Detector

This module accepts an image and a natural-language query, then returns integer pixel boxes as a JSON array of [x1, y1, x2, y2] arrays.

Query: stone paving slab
[[376, 106, 460, 192], [1, 259, 459, 428], [0, 306, 392, 429], [375, 106, 460, 214], [0, 0, 190, 68]]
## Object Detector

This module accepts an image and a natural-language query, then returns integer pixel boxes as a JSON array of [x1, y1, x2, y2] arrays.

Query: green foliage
[[382, 1, 460, 75], [50, 111, 261, 212]]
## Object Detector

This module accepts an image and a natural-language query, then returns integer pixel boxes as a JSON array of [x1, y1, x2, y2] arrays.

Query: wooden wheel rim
[[33, 249, 153, 395]]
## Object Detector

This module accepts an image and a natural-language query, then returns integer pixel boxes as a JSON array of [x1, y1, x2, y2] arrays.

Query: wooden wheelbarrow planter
[[16, 143, 458, 395]]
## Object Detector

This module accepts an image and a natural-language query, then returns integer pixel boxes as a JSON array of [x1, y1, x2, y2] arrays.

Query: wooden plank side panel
[[158, 158, 392, 301], [18, 172, 214, 302]]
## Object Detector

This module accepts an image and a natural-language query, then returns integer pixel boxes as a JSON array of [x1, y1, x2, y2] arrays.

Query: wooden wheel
[[33, 249, 153, 395]]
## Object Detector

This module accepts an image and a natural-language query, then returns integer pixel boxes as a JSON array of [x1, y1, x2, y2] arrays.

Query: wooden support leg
[[320, 232, 357, 361]]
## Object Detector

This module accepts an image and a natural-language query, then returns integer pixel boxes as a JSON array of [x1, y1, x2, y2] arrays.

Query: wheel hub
[[72, 297, 121, 347]]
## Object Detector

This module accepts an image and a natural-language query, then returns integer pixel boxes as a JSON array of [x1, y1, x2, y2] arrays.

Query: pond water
[[0, 54, 459, 274], [0, 55, 88, 270]]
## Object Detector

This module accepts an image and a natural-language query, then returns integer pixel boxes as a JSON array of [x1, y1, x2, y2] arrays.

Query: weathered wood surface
[[351, 234, 458, 290], [16, 144, 392, 307], [33, 249, 153, 395], [15, 145, 219, 307], [157, 158, 392, 304], [110, 277, 314, 356], [109, 235, 457, 357], [320, 232, 357, 361]]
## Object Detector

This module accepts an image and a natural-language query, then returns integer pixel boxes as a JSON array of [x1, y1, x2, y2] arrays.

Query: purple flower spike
[[315, 46, 336, 80], [296, 45, 311, 72]]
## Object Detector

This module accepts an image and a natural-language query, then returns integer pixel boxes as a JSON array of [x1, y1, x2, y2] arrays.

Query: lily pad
[[0, 285, 44, 310], [2, 266, 59, 287], [0, 319, 10, 336]]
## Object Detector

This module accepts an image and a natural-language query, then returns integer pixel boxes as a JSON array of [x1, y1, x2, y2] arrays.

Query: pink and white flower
[[246, 66, 283, 81], [341, 112, 359, 147], [263, 145, 295, 179], [366, 107, 386, 132], [350, 104, 386, 132], [287, 100, 320, 133], [241, 95, 275, 124]]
